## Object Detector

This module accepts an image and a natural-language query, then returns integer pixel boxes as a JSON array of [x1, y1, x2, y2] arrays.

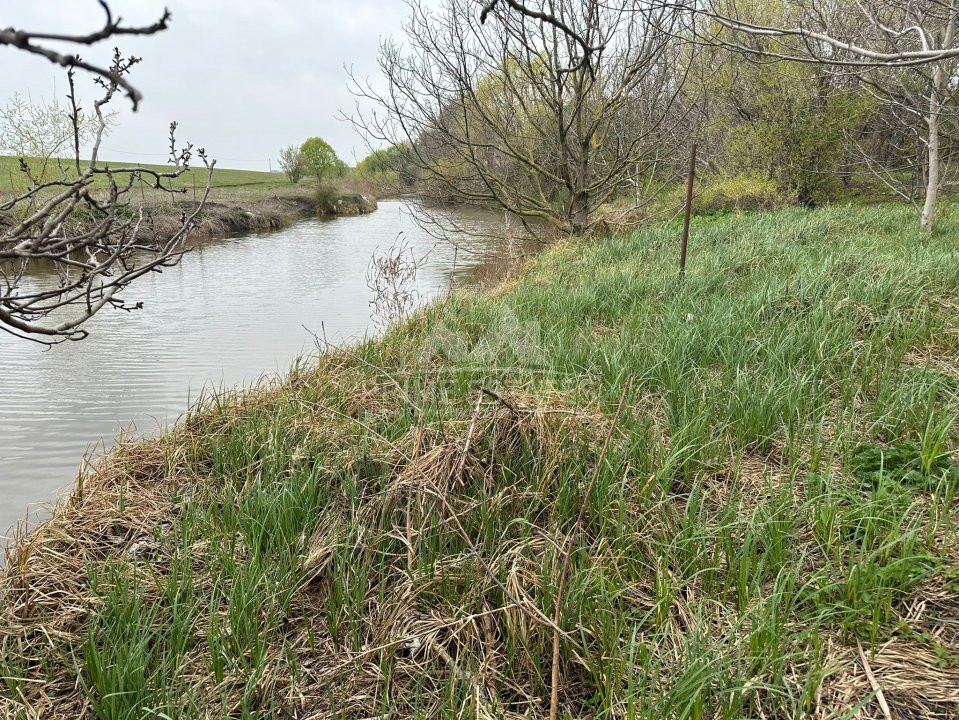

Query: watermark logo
[[414, 307, 547, 373]]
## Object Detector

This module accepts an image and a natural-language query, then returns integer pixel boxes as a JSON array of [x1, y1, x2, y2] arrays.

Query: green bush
[[694, 175, 796, 215], [314, 183, 376, 216], [315, 183, 339, 214]]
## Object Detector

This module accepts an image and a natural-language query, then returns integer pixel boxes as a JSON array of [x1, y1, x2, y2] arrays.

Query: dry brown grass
[[1, 437, 184, 717]]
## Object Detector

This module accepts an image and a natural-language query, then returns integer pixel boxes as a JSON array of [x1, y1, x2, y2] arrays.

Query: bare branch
[[700, 1, 959, 68], [0, 45, 214, 342], [0, 1, 171, 108]]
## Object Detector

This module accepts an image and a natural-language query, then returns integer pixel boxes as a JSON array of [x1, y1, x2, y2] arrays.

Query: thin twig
[[480, 386, 520, 415], [457, 391, 485, 483]]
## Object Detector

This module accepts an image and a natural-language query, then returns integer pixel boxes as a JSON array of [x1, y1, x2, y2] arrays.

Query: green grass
[[3, 204, 959, 718], [0, 154, 292, 195]]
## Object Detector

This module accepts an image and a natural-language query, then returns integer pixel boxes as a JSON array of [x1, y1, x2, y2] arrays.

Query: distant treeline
[[346, 0, 959, 234]]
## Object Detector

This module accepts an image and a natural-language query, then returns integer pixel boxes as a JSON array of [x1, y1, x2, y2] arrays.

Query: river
[[0, 200, 539, 538]]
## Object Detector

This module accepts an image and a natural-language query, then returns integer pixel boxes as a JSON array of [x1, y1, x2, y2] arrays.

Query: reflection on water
[[0, 200, 540, 537]]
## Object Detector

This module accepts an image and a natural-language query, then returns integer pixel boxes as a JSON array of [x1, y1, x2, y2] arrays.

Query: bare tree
[[278, 144, 305, 184], [351, 0, 692, 235], [702, 0, 959, 67], [0, 5, 213, 342], [0, 90, 112, 191], [366, 234, 428, 328], [700, 0, 959, 233]]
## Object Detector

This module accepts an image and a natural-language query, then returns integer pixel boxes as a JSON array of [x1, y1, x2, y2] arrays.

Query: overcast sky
[[0, 1, 418, 171]]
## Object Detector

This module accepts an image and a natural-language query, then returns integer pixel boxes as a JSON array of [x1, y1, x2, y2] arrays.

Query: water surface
[[0, 200, 537, 537]]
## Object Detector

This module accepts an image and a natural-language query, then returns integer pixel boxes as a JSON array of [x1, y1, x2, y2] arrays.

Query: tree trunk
[[921, 104, 940, 235], [570, 137, 591, 235], [921, 3, 957, 235], [571, 190, 589, 235]]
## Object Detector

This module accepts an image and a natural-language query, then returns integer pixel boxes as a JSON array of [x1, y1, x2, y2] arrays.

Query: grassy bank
[[0, 156, 290, 196], [3, 205, 959, 718], [0, 155, 319, 238], [0, 156, 379, 241]]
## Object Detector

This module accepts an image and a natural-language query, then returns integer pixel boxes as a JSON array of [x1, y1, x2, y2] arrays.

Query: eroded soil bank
[[156, 191, 378, 240], [0, 189, 379, 248]]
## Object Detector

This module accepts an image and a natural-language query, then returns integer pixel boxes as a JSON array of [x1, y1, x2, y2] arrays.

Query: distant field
[[0, 155, 295, 196]]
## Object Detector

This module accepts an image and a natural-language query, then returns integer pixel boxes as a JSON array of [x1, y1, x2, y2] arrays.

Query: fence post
[[679, 143, 697, 280]]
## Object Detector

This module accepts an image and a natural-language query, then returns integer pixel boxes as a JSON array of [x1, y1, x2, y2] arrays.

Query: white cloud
[[0, 0, 414, 170]]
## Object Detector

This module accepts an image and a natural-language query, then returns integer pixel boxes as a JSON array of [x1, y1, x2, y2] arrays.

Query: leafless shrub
[[349, 0, 695, 236], [366, 234, 429, 328]]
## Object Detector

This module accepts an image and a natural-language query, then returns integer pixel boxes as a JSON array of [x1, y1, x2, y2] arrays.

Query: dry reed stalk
[[857, 640, 893, 720]]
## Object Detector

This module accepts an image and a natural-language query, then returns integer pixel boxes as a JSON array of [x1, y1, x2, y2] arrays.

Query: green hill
[[0, 155, 289, 194]]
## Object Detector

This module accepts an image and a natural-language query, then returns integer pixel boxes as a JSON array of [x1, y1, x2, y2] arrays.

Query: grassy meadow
[[2, 204, 959, 718], [0, 154, 297, 202]]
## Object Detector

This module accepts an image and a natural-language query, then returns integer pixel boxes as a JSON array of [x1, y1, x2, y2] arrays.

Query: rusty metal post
[[679, 143, 697, 279]]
